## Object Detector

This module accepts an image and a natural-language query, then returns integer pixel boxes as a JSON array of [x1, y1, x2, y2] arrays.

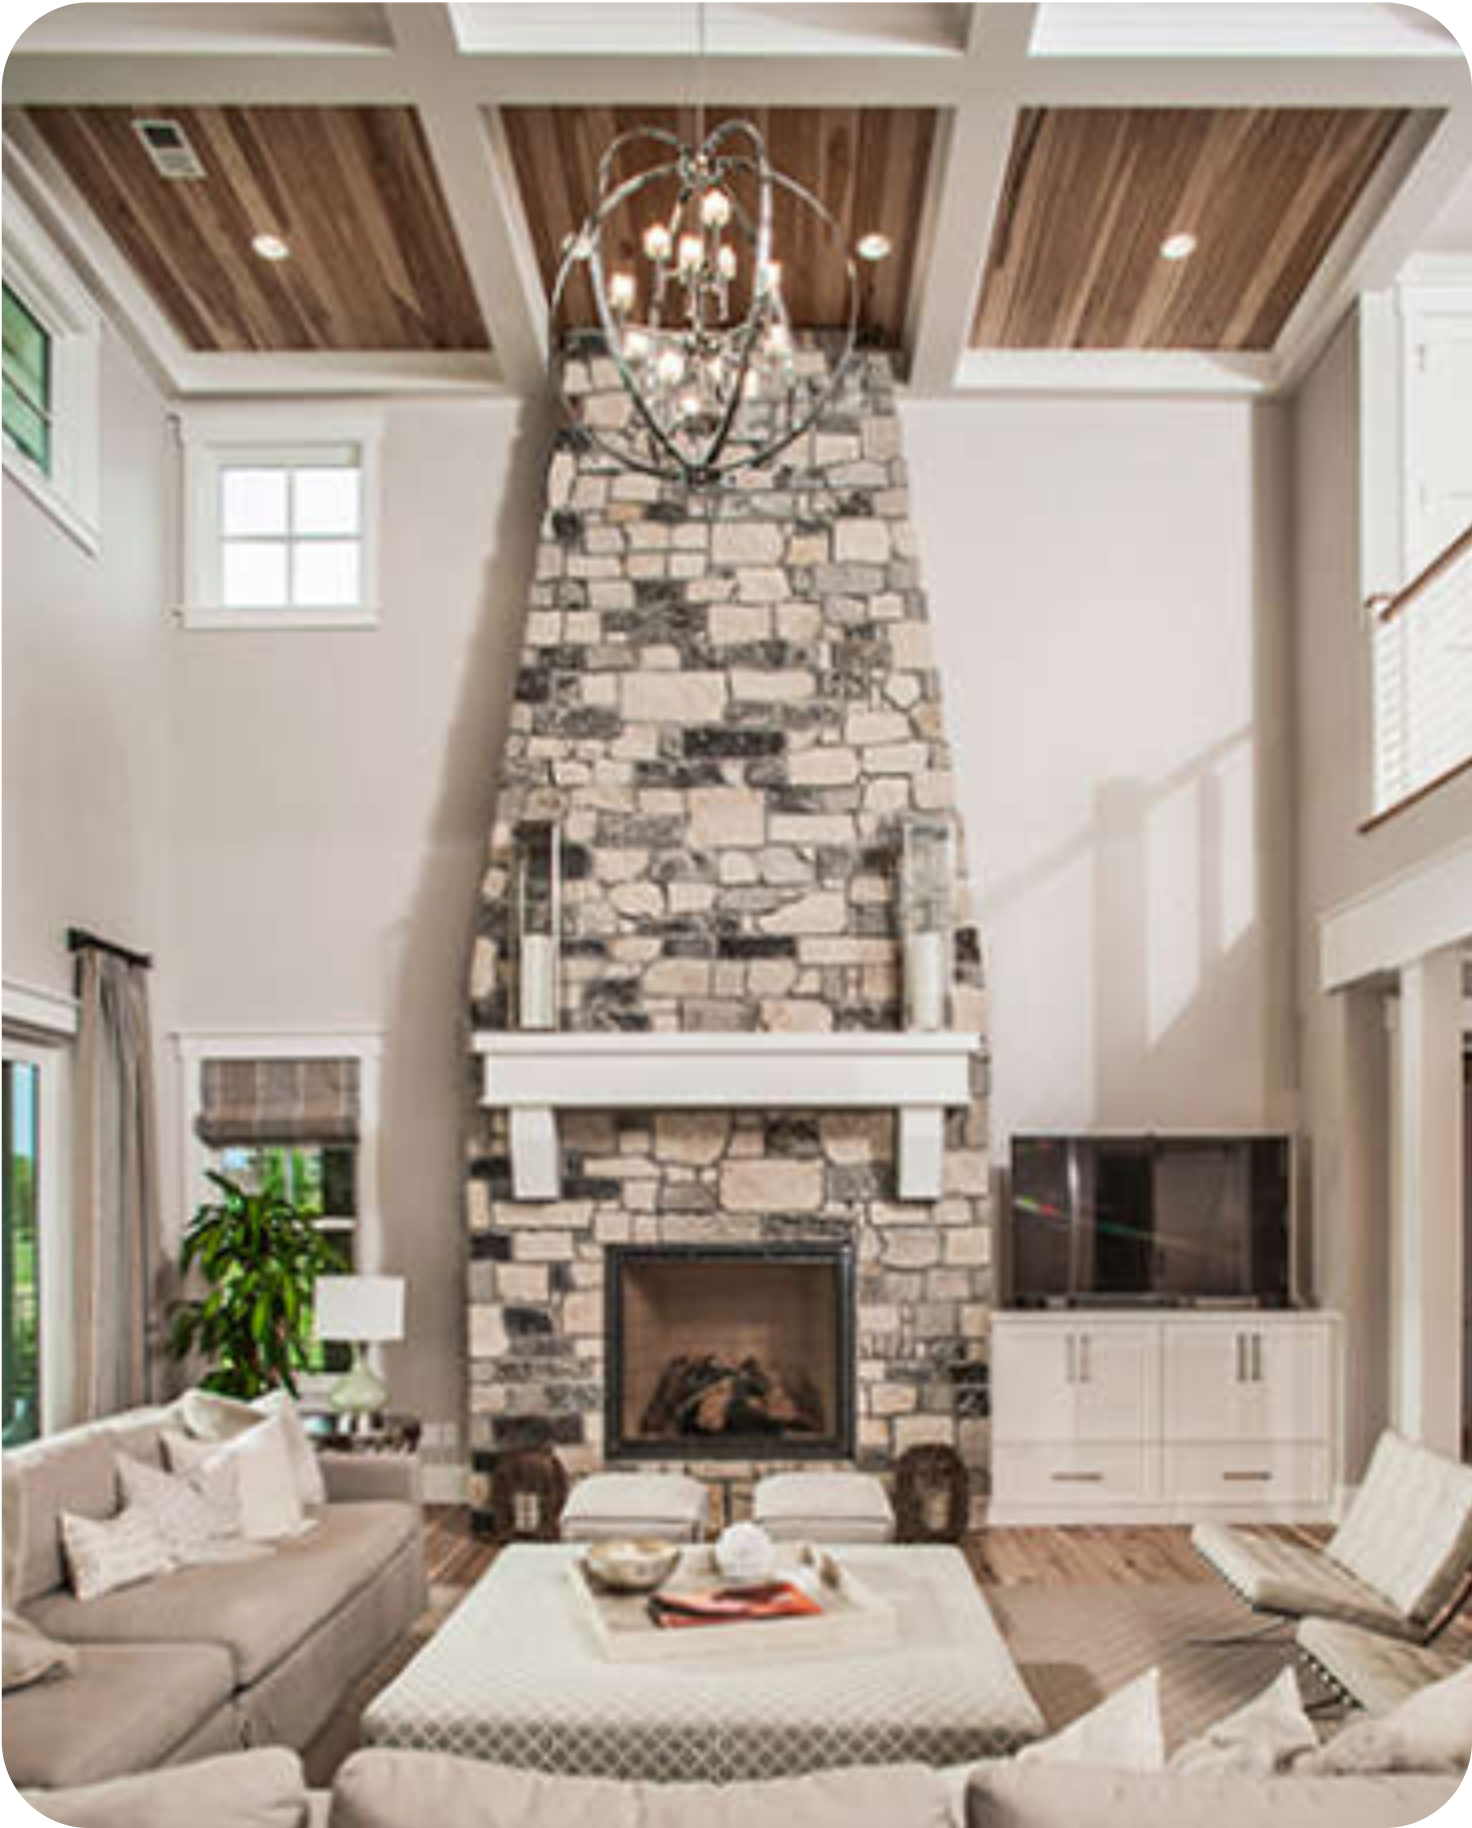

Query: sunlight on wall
[[1146, 779, 1201, 1047]]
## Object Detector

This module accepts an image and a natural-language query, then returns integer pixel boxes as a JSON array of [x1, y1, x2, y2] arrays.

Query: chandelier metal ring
[[550, 117, 859, 488]]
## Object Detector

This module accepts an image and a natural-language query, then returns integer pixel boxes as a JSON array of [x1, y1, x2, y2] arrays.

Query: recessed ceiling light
[[857, 232, 893, 263], [251, 233, 291, 262], [1160, 231, 1198, 262]]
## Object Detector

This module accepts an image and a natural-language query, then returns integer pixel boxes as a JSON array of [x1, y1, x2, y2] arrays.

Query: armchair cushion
[[23, 1747, 309, 1828], [1191, 1524, 1424, 1639], [1327, 1430, 1472, 1626]]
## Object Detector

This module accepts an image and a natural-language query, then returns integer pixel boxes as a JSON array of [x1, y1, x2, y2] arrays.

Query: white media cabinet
[[989, 1309, 1341, 1525]]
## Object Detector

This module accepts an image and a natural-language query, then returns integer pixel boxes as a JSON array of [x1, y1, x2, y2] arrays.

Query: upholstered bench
[[559, 1472, 707, 1542], [753, 1472, 895, 1543]]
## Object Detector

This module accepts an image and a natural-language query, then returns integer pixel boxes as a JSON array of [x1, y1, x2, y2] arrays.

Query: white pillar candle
[[905, 930, 947, 1032], [519, 934, 558, 1030]]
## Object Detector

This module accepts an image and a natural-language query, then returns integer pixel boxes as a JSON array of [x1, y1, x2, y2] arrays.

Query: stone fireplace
[[606, 1243, 855, 1461], [465, 349, 991, 1532]]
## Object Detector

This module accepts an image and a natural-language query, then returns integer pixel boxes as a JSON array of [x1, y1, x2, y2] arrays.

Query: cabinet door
[[1072, 1325, 1155, 1441], [1163, 1323, 1255, 1441], [991, 1326, 1078, 1443], [1250, 1325, 1331, 1440], [1164, 1321, 1331, 1442]]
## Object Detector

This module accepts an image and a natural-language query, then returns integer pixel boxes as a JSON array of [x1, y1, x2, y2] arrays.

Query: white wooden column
[[1390, 946, 1465, 1456]]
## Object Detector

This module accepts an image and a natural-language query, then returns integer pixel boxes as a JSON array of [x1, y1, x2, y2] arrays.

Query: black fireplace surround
[[605, 1242, 856, 1462]]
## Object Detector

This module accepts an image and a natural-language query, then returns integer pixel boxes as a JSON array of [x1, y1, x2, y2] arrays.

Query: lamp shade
[[313, 1274, 405, 1345]]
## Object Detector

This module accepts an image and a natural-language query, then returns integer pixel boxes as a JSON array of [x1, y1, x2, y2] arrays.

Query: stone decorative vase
[[714, 1521, 775, 1582]]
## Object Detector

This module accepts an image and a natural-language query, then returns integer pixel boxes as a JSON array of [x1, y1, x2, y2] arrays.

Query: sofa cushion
[[963, 1766, 1463, 1828], [1168, 1667, 1318, 1778], [330, 1750, 954, 1828], [166, 1414, 307, 1542], [3, 1406, 180, 1606], [2, 1606, 77, 1692], [1, 1639, 235, 1788], [181, 1388, 327, 1509], [1017, 1668, 1164, 1772], [22, 1747, 308, 1828], [1191, 1523, 1422, 1637], [29, 1500, 416, 1687], [1327, 1430, 1472, 1625]]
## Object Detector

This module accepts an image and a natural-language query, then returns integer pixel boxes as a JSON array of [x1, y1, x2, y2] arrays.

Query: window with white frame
[[178, 1035, 381, 1383], [179, 406, 382, 629], [2, 186, 102, 553], [2, 983, 79, 1441]]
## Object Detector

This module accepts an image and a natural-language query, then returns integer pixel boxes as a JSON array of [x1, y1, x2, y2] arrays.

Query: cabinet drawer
[[993, 1443, 1154, 1507], [1164, 1442, 1330, 1508]]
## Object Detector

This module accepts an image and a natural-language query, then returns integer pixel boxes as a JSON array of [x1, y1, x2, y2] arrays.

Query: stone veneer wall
[[466, 350, 991, 1529]]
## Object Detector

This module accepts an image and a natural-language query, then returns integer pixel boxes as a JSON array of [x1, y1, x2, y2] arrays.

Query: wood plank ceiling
[[25, 106, 490, 352], [501, 105, 937, 347], [973, 106, 1409, 351]]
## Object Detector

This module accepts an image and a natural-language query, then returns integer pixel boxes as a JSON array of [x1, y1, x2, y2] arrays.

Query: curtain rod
[[66, 926, 153, 971]]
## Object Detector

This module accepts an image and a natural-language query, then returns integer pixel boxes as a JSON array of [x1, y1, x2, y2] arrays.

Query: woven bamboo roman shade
[[195, 1057, 360, 1146]]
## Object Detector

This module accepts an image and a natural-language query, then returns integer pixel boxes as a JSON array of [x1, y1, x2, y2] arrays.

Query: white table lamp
[[314, 1274, 405, 1417]]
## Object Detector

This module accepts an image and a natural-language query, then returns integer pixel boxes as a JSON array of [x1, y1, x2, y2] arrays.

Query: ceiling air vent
[[131, 118, 206, 181]]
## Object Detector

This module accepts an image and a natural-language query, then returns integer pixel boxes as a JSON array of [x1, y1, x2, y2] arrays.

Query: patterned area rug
[[989, 1582, 1340, 1752], [304, 1576, 1337, 1784]]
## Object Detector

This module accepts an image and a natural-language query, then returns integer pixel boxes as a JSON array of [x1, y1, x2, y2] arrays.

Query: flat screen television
[[1006, 1134, 1293, 1307]]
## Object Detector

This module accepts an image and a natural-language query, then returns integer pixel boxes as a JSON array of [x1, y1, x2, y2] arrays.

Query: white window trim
[[2, 183, 102, 556], [3, 980, 80, 1436], [177, 402, 383, 631], [174, 1029, 383, 1401]]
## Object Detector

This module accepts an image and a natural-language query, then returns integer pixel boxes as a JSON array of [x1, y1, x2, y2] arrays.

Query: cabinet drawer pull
[[1051, 1471, 1106, 1483], [1235, 1333, 1246, 1383], [1222, 1470, 1273, 1483]]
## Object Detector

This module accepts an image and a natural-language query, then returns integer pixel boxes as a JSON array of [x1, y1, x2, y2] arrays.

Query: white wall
[[2, 323, 171, 1001], [904, 397, 1297, 1161], [1293, 312, 1472, 1476], [166, 397, 552, 1453]]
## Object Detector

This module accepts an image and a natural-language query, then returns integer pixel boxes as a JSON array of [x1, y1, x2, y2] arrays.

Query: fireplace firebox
[[605, 1243, 856, 1462]]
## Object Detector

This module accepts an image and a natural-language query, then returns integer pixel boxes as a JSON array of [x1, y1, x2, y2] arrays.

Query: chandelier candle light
[[551, 55, 870, 485]]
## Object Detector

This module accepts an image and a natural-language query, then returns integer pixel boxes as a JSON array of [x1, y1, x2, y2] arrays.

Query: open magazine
[[648, 1579, 823, 1629]]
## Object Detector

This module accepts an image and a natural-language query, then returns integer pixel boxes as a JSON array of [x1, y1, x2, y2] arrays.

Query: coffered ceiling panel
[[25, 106, 490, 352], [972, 106, 1409, 352], [501, 105, 938, 347]]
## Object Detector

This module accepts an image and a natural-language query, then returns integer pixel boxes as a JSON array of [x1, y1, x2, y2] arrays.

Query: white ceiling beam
[[1022, 52, 1468, 110], [953, 348, 1276, 396], [1, 53, 412, 106], [383, 5, 546, 395], [906, 5, 1038, 395]]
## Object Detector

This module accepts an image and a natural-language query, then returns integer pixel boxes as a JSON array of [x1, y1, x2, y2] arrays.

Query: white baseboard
[[422, 1460, 468, 1505]]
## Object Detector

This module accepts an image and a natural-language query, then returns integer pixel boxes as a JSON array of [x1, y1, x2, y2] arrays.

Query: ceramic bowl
[[582, 1538, 681, 1593]]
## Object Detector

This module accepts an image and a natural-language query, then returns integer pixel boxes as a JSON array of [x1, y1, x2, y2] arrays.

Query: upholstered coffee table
[[363, 1543, 1044, 1782]]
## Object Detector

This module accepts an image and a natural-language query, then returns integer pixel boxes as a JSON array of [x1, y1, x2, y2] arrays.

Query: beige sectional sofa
[[18, 1746, 1467, 1828], [2, 1403, 426, 1790]]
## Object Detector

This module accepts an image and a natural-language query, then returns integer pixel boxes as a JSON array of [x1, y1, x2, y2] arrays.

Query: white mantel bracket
[[473, 1031, 981, 1203]]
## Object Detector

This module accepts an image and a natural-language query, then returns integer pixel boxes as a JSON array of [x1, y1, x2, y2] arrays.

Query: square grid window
[[3, 282, 52, 477], [219, 456, 363, 611]]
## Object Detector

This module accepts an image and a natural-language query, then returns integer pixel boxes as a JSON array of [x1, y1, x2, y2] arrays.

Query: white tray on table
[[568, 1544, 899, 1663]]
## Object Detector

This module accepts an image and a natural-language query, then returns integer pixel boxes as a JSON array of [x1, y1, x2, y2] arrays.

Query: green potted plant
[[169, 1170, 344, 1398]]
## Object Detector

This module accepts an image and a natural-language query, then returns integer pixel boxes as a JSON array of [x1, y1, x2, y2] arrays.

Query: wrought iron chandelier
[[550, 25, 863, 486]]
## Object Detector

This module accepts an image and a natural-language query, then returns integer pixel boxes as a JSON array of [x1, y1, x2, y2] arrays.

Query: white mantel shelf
[[473, 1030, 981, 1202]]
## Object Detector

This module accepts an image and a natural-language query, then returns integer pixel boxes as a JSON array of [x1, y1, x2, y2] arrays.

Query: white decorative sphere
[[714, 1521, 774, 1581]]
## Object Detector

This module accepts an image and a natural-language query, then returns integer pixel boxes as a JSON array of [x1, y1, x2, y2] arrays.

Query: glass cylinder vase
[[900, 818, 954, 1032], [515, 822, 562, 1031]]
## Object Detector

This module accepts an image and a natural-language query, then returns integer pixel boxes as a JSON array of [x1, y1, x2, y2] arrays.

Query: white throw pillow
[[117, 1452, 246, 1565], [165, 1412, 307, 1542], [181, 1387, 327, 1509], [1017, 1668, 1166, 1772], [60, 1505, 174, 1601], [1168, 1666, 1319, 1776], [1297, 1661, 1472, 1777]]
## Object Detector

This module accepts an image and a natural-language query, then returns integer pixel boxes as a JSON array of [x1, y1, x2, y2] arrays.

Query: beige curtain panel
[[74, 948, 162, 1422], [195, 1057, 360, 1147]]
